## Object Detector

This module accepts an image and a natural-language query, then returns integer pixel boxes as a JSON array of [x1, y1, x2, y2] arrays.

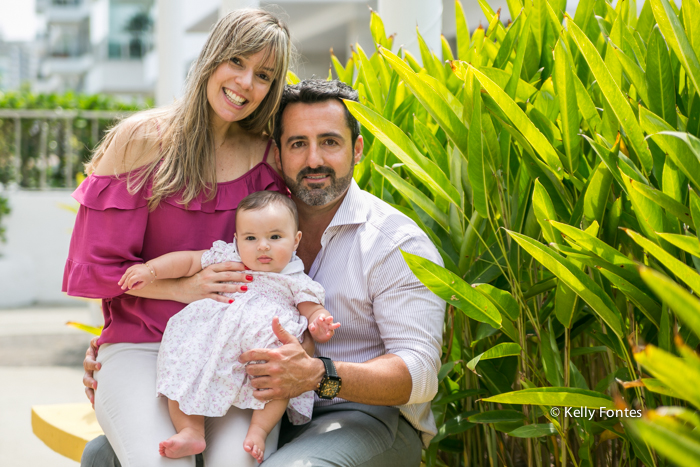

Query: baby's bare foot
[[159, 427, 206, 458], [243, 425, 268, 463]]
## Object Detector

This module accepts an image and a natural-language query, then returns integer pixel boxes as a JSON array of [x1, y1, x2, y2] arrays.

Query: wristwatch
[[315, 356, 342, 399]]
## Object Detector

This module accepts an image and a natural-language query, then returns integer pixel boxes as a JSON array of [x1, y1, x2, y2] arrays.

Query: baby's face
[[235, 204, 301, 273]]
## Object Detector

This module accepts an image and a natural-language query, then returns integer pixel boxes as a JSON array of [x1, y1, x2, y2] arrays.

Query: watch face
[[320, 379, 341, 398]]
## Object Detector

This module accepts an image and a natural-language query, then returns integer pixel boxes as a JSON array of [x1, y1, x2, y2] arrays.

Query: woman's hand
[[170, 262, 254, 304], [239, 317, 325, 401], [83, 336, 101, 408]]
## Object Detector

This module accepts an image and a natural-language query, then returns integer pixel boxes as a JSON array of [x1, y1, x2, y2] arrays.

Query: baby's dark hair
[[236, 191, 299, 230]]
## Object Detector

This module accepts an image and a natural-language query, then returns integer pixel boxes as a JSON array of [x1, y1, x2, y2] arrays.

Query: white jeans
[[94, 342, 279, 467]]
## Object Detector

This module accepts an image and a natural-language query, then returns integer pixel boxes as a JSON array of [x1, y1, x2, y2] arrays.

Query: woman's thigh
[[203, 407, 280, 467], [94, 342, 194, 467]]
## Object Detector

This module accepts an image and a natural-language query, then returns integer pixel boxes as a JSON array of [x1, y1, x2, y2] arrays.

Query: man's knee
[[81, 435, 121, 467]]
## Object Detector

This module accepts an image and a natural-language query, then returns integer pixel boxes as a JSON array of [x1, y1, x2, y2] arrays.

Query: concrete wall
[[0, 190, 79, 308]]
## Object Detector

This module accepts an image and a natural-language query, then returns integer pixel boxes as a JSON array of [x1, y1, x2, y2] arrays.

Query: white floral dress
[[156, 240, 324, 425]]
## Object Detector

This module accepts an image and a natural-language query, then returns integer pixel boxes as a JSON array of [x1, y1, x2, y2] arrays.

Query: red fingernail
[[229, 299, 234, 304], [246, 275, 253, 281], [241, 285, 248, 291]]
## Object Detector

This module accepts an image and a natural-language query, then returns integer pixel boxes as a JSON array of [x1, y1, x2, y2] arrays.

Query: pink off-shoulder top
[[62, 141, 288, 345]]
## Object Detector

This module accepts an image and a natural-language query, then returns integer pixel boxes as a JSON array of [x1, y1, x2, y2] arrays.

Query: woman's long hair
[[85, 9, 292, 209]]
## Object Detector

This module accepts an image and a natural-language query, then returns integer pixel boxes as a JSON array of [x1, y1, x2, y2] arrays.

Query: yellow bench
[[31, 403, 104, 462]]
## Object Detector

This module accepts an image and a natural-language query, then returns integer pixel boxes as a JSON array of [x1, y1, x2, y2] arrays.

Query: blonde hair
[[86, 9, 292, 210]]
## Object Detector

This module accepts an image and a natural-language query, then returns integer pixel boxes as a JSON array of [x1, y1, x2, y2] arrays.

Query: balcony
[[45, 0, 90, 23], [84, 60, 153, 95], [41, 53, 93, 75]]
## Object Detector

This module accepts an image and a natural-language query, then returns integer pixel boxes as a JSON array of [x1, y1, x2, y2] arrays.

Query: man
[[81, 80, 445, 466]]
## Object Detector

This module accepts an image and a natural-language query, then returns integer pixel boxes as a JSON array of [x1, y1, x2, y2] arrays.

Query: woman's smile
[[223, 87, 248, 107]]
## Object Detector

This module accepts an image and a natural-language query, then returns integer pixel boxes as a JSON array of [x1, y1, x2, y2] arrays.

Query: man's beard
[[284, 165, 354, 206]]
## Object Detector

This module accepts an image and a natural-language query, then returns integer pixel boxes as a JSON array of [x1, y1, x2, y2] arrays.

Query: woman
[[63, 9, 292, 467]]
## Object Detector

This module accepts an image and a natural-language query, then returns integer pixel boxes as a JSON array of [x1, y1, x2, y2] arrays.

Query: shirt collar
[[325, 180, 369, 231]]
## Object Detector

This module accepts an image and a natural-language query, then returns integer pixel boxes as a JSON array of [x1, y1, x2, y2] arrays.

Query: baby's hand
[[308, 315, 340, 343], [118, 264, 152, 290]]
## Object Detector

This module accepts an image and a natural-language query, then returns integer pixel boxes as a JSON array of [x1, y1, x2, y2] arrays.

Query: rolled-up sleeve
[[370, 233, 446, 405], [62, 175, 148, 299]]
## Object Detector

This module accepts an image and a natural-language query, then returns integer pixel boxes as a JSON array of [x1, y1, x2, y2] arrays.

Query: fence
[[0, 109, 134, 190]]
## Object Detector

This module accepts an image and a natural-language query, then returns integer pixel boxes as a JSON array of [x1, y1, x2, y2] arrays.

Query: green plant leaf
[[626, 413, 700, 467], [505, 15, 531, 100], [613, 45, 650, 105], [373, 164, 449, 231], [653, 132, 700, 192], [634, 344, 700, 408], [646, 26, 677, 127], [553, 38, 581, 175], [597, 267, 661, 327], [65, 321, 103, 336], [432, 411, 477, 443], [286, 70, 300, 85], [469, 66, 564, 177], [555, 281, 579, 329], [532, 179, 563, 244], [639, 266, 700, 340], [650, 0, 700, 93], [455, 0, 470, 61], [641, 378, 680, 398], [467, 342, 522, 372], [629, 180, 694, 228], [468, 410, 526, 424], [469, 85, 489, 218], [401, 250, 501, 327], [369, 9, 391, 49], [565, 17, 654, 173], [583, 163, 613, 227], [507, 424, 558, 438], [356, 44, 383, 108], [483, 387, 614, 409], [473, 283, 520, 321], [433, 389, 488, 405], [507, 230, 624, 339], [346, 100, 461, 206], [493, 13, 524, 69], [620, 175, 664, 243], [380, 47, 469, 156], [624, 228, 700, 295]]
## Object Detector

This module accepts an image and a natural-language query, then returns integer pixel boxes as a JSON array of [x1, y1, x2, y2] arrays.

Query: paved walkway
[[0, 305, 94, 467]]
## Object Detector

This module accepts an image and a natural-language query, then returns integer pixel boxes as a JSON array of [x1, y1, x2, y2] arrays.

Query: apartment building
[[29, 0, 509, 102], [35, 0, 156, 98], [0, 40, 37, 91]]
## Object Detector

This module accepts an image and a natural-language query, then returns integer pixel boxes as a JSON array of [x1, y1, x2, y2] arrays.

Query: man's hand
[[239, 317, 325, 401], [83, 336, 101, 408]]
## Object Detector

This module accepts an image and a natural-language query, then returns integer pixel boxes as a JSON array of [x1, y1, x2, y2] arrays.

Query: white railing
[[0, 109, 134, 189]]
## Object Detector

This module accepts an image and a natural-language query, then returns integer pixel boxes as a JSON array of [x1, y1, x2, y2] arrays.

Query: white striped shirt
[[309, 180, 446, 446]]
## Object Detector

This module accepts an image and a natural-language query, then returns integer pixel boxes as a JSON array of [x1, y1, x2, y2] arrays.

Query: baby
[[119, 191, 339, 463]]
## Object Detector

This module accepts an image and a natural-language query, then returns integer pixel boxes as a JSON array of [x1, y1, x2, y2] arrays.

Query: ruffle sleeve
[[62, 175, 149, 299], [201, 240, 241, 268], [289, 272, 326, 306]]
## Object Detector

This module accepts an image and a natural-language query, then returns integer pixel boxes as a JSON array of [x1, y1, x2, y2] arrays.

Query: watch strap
[[317, 356, 338, 378]]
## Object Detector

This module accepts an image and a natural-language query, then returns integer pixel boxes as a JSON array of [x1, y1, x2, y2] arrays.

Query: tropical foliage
[[332, 0, 700, 465]]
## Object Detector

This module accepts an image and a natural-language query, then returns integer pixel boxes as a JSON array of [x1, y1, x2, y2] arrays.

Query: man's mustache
[[297, 167, 335, 181]]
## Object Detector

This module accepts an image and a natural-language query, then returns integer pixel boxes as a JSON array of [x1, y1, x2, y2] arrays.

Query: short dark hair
[[236, 190, 299, 230], [272, 79, 361, 150]]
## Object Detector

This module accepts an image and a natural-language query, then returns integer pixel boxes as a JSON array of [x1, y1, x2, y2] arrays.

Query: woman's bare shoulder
[[92, 114, 162, 176]]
